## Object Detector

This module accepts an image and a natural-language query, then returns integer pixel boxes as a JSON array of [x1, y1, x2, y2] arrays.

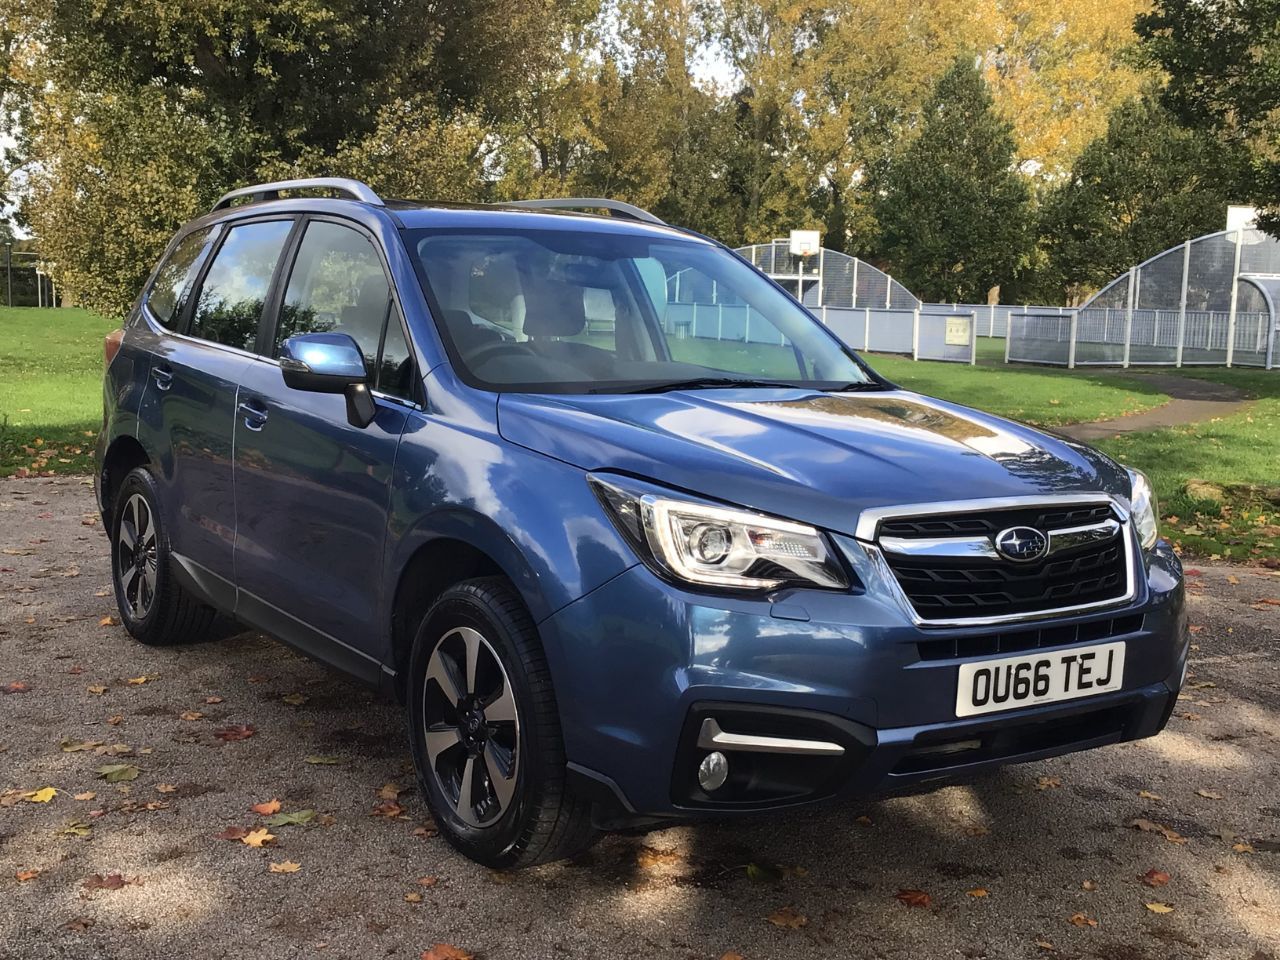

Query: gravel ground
[[2, 476, 1278, 960]]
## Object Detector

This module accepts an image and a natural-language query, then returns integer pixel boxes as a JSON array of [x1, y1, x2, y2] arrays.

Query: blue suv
[[96, 178, 1187, 867]]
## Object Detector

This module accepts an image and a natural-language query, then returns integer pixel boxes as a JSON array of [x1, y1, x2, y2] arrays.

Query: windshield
[[406, 227, 879, 394]]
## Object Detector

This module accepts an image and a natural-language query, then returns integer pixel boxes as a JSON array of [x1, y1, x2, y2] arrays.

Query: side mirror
[[279, 333, 377, 428]]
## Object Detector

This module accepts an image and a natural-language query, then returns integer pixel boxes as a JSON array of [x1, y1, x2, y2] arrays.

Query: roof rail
[[211, 177, 384, 213], [501, 198, 664, 225]]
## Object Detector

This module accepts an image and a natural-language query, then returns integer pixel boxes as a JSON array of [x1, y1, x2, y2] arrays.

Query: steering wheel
[[464, 339, 532, 368]]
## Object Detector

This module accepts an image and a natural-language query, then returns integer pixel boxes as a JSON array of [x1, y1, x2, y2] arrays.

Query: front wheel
[[110, 467, 215, 646], [406, 577, 596, 868]]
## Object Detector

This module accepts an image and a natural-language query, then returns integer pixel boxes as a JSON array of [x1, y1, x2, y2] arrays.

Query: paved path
[[2, 477, 1279, 960], [1057, 373, 1251, 441]]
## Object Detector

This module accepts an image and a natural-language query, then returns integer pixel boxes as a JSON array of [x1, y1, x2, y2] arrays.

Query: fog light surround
[[697, 751, 730, 791]]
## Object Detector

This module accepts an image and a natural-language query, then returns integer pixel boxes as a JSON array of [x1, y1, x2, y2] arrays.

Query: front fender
[[385, 408, 639, 659]]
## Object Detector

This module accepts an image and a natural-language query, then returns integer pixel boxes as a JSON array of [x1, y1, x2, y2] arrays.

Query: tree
[[12, 0, 584, 315], [1036, 93, 1250, 303], [1137, 0, 1280, 231], [875, 56, 1032, 302]]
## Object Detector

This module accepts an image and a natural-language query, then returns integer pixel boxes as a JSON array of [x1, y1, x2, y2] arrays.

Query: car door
[[139, 218, 295, 602], [232, 217, 416, 679]]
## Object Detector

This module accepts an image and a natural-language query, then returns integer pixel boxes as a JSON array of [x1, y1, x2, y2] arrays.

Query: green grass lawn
[[865, 352, 1168, 427], [0, 307, 115, 477], [1096, 367, 1280, 566]]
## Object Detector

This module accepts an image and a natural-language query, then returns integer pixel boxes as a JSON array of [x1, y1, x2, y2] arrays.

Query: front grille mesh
[[915, 614, 1144, 662], [878, 503, 1130, 621]]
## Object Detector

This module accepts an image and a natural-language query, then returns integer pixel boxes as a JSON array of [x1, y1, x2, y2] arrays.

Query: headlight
[[589, 474, 849, 591], [1126, 467, 1159, 550]]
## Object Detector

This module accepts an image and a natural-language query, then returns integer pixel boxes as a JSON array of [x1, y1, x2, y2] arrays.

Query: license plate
[[955, 642, 1126, 718]]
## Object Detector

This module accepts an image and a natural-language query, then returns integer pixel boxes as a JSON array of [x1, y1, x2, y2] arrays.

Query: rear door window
[[146, 227, 215, 329], [189, 220, 293, 351]]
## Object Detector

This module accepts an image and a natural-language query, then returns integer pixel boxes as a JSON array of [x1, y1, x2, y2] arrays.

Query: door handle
[[238, 400, 269, 432], [151, 365, 174, 391]]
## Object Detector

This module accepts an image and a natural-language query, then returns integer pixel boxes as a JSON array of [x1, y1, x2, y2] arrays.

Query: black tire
[[109, 466, 215, 646], [406, 577, 597, 868]]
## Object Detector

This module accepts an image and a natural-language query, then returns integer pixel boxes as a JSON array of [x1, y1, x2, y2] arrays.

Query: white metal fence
[[1007, 307, 1277, 368]]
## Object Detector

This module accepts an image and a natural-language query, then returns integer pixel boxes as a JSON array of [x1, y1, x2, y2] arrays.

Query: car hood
[[497, 387, 1129, 539]]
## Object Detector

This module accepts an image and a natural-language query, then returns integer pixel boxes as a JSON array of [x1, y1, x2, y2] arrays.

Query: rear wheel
[[110, 467, 215, 646], [407, 577, 596, 868]]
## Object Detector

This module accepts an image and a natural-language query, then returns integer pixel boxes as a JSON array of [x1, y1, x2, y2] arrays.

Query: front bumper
[[541, 540, 1186, 819]]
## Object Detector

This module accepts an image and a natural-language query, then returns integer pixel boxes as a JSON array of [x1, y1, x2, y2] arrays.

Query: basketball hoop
[[790, 229, 820, 258]]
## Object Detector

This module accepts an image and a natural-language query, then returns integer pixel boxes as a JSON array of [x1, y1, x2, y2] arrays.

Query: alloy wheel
[[116, 493, 158, 620], [421, 626, 520, 828]]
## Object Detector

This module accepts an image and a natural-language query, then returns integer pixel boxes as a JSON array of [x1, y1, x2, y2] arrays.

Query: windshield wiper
[[822, 381, 887, 392], [619, 377, 805, 394]]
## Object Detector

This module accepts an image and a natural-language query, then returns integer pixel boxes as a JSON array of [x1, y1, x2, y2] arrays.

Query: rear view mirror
[[279, 332, 376, 428]]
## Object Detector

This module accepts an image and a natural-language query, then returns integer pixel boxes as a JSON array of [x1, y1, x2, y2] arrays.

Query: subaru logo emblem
[[994, 526, 1049, 563]]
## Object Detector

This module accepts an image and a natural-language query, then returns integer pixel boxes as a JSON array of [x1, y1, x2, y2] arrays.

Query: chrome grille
[[863, 497, 1136, 626]]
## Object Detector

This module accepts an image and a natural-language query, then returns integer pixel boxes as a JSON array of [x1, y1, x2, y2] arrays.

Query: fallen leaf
[[766, 905, 808, 928], [1196, 788, 1224, 800], [1233, 843, 1254, 854], [967, 888, 989, 898], [94, 743, 132, 756], [74, 792, 96, 801], [416, 876, 439, 888], [3, 681, 30, 694], [1130, 819, 1187, 844], [854, 814, 873, 826], [242, 829, 276, 848], [16, 870, 39, 882], [58, 820, 92, 838], [1068, 912, 1098, 928], [59, 739, 104, 753], [404, 892, 423, 903], [83, 873, 128, 891], [251, 799, 282, 816], [125, 675, 155, 685], [745, 862, 783, 883], [1141, 869, 1171, 887], [25, 787, 57, 803], [264, 809, 316, 828], [371, 800, 404, 818], [156, 784, 177, 794], [304, 755, 343, 765], [86, 685, 107, 696], [1081, 879, 1098, 891], [98, 616, 116, 627], [1145, 902, 1174, 914], [282, 693, 308, 707], [204, 696, 224, 704], [1036, 776, 1062, 790], [421, 946, 473, 960], [269, 860, 301, 874], [214, 724, 256, 742], [179, 711, 204, 721], [895, 889, 931, 908], [214, 826, 250, 841], [96, 763, 140, 783], [377, 782, 403, 801], [1138, 790, 1162, 801]]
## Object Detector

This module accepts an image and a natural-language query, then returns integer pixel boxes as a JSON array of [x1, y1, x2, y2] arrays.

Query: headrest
[[521, 279, 586, 338]]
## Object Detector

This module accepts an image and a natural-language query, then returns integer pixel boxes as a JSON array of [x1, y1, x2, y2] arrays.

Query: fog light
[[697, 750, 729, 791]]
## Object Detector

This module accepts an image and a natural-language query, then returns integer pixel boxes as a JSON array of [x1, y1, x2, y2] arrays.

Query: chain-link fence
[[1009, 227, 1280, 369]]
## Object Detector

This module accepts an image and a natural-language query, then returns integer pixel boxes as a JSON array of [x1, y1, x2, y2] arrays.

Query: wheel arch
[[387, 509, 548, 701], [98, 434, 152, 522]]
